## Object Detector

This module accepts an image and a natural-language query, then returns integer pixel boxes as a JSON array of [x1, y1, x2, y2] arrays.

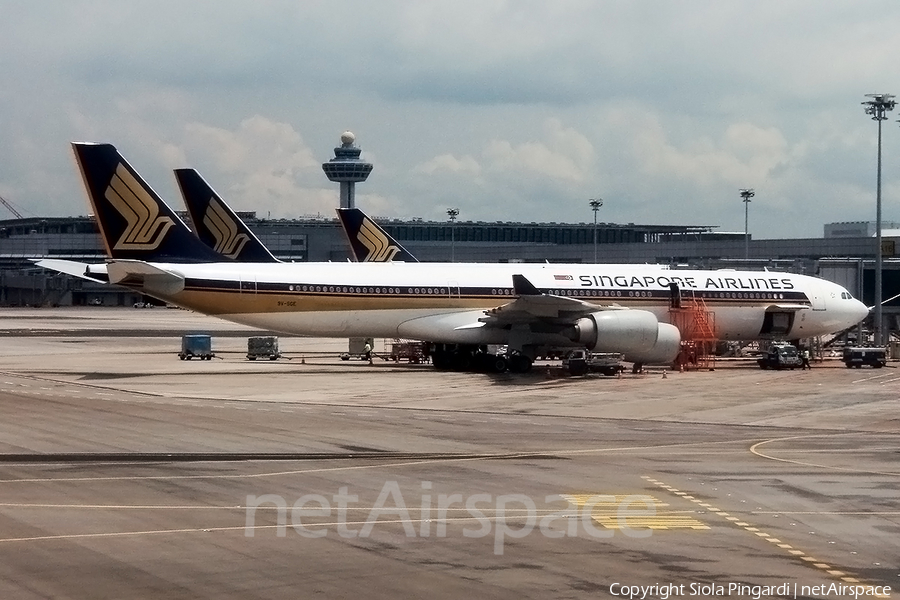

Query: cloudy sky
[[2, 1, 900, 238]]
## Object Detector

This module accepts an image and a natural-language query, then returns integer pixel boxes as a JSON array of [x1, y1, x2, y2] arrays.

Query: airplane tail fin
[[336, 208, 419, 263], [71, 143, 223, 263], [174, 168, 280, 263]]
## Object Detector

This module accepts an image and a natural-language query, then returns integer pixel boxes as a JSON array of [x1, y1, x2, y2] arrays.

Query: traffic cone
[[662, 370, 667, 379]]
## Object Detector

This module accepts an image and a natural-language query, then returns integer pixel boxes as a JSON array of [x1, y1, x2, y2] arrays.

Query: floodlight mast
[[447, 208, 459, 262], [588, 198, 603, 263], [863, 93, 896, 346], [739, 189, 755, 260]]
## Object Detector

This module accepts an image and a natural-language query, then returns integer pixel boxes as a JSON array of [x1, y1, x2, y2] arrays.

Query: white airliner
[[37, 143, 869, 373]]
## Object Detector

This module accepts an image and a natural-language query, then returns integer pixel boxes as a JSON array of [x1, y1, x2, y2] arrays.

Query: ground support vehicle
[[340, 337, 375, 361], [388, 340, 428, 363], [562, 350, 625, 376], [179, 334, 214, 360], [842, 347, 887, 369], [247, 336, 281, 361], [757, 343, 802, 370]]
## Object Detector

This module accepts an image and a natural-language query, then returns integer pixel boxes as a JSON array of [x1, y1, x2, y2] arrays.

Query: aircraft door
[[760, 309, 795, 336], [668, 282, 681, 309], [240, 276, 257, 294], [447, 281, 460, 302]]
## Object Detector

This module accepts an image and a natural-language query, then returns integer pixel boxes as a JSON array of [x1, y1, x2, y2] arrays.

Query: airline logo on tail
[[202, 197, 250, 259], [106, 164, 175, 250], [358, 217, 401, 262]]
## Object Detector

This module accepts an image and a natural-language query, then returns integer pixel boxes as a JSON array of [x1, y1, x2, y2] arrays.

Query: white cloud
[[482, 119, 594, 183], [413, 154, 482, 177], [184, 116, 318, 174], [3, 1, 900, 236], [632, 120, 788, 189], [179, 116, 330, 216]]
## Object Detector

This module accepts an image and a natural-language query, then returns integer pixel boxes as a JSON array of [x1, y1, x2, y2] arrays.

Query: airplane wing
[[401, 274, 680, 364], [479, 273, 623, 325]]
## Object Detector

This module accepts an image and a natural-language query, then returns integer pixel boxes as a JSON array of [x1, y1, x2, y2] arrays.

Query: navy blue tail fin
[[336, 208, 419, 262], [174, 168, 279, 263], [71, 143, 224, 263]]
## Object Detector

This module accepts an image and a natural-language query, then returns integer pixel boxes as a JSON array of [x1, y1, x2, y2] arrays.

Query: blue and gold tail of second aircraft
[[336, 208, 419, 263], [71, 143, 224, 263], [174, 168, 280, 263]]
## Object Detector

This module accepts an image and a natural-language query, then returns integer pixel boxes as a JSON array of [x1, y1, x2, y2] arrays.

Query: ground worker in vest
[[364, 341, 373, 364], [801, 348, 811, 370]]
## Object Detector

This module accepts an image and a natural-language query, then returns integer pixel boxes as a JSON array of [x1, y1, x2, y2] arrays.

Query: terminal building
[[1, 132, 898, 339]]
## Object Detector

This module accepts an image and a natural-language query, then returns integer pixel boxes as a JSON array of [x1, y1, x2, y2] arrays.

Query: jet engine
[[624, 322, 681, 365], [566, 310, 682, 364]]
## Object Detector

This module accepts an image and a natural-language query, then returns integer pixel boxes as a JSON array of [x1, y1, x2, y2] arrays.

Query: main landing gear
[[428, 344, 533, 374]]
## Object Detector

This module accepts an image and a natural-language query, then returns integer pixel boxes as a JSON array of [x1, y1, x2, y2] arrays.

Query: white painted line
[[852, 373, 894, 384]]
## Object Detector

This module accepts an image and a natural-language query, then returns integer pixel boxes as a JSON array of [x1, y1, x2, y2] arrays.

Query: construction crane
[[0, 195, 24, 219]]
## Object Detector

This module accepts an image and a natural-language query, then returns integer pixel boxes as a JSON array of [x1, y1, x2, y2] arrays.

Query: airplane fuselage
[[103, 260, 868, 345]]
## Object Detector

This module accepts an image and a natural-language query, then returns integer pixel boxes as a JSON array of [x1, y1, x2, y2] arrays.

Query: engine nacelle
[[568, 310, 661, 355], [624, 322, 681, 365], [567, 311, 682, 365]]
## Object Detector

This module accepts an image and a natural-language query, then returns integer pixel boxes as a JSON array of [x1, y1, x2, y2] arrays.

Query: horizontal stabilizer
[[33, 259, 108, 283], [107, 260, 185, 296]]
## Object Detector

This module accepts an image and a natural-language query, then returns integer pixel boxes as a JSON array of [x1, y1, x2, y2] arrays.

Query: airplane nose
[[850, 299, 870, 326]]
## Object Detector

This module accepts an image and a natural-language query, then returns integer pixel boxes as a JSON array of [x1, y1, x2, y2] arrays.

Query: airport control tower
[[321, 131, 373, 209]]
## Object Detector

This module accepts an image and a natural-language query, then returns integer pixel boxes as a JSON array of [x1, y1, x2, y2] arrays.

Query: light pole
[[588, 198, 603, 263], [863, 93, 895, 346], [447, 208, 459, 262], [739, 189, 755, 261]]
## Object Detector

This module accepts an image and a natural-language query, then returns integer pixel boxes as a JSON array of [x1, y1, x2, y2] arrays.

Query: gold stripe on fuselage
[[163, 286, 796, 317], [172, 289, 507, 315]]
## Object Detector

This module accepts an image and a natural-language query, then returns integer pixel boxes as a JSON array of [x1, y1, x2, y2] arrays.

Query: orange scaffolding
[[668, 295, 717, 371]]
